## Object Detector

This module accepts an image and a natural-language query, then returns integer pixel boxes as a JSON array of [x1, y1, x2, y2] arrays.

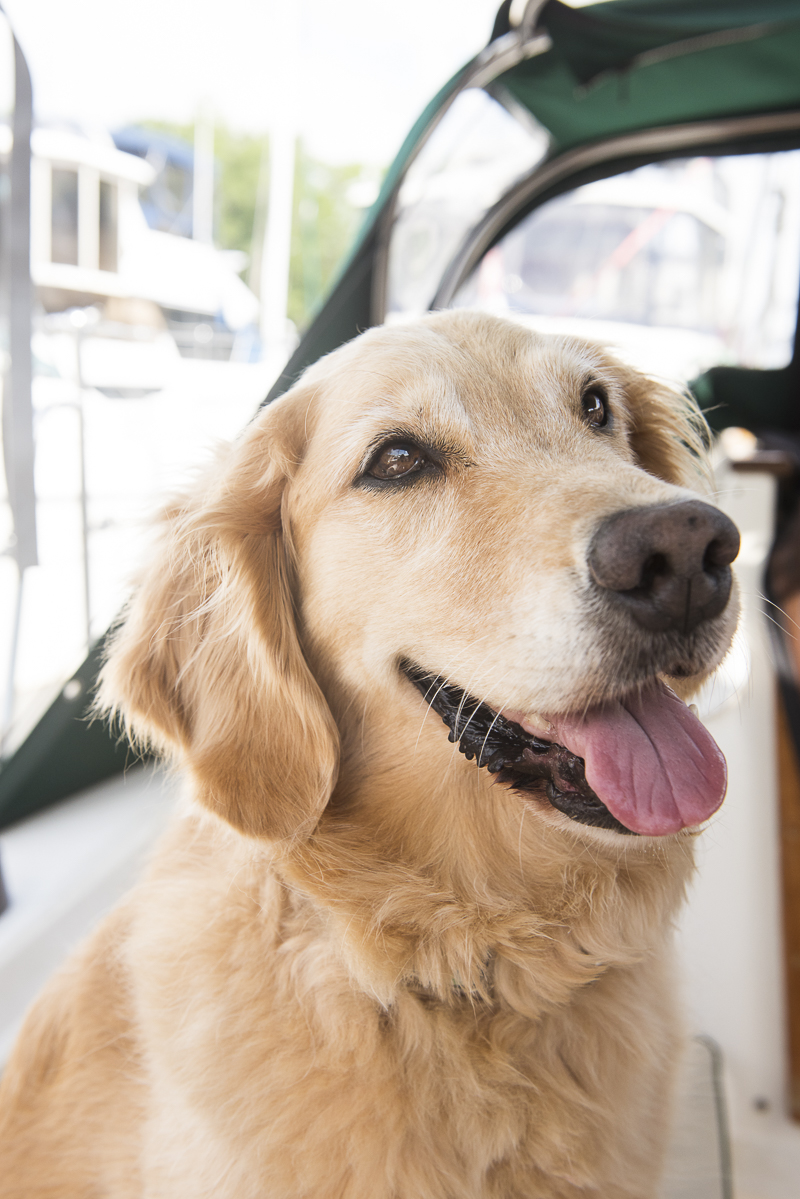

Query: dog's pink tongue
[[546, 683, 727, 835]]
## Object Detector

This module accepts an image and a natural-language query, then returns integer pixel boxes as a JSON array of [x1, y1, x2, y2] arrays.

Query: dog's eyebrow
[[347, 388, 474, 451], [578, 369, 613, 392]]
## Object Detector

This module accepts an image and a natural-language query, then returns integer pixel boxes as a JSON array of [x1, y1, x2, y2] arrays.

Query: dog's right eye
[[366, 442, 429, 481]]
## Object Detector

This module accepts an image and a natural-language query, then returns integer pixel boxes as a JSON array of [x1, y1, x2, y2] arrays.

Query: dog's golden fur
[[0, 313, 736, 1197]]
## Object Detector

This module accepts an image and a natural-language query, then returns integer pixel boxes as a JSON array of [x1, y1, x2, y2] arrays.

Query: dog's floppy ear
[[621, 365, 712, 491], [99, 388, 339, 842]]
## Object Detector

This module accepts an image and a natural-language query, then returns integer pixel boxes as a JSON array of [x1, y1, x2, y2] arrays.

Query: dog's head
[[101, 312, 738, 851]]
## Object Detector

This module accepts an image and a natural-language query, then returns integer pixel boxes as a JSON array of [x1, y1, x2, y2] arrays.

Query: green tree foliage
[[215, 125, 264, 260], [289, 149, 371, 331], [140, 120, 381, 332]]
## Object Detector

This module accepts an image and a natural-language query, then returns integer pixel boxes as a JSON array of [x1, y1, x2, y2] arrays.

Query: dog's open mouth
[[402, 662, 728, 837]]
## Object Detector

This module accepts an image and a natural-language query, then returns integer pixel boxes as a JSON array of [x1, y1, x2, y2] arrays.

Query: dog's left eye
[[581, 388, 608, 428], [366, 442, 430, 481]]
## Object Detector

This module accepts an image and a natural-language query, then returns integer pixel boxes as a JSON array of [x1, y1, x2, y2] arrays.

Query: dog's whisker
[[412, 673, 459, 752], [758, 591, 800, 639]]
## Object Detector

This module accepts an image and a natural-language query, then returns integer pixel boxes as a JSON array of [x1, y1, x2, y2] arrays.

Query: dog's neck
[[276, 691, 694, 1017]]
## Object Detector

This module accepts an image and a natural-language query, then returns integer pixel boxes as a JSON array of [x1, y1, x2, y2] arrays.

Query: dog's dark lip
[[400, 661, 636, 836]]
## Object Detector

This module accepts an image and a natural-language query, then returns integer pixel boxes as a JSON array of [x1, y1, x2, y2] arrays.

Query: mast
[[258, 4, 297, 374]]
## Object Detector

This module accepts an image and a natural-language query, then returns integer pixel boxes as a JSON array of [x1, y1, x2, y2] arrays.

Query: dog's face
[[102, 312, 738, 851], [288, 314, 738, 838], [291, 317, 733, 708]]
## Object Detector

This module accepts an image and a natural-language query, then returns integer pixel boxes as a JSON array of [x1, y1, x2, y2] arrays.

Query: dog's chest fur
[[121, 813, 687, 1198]]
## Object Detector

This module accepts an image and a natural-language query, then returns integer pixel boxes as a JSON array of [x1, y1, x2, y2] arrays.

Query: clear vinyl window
[[385, 88, 549, 321], [451, 152, 800, 384]]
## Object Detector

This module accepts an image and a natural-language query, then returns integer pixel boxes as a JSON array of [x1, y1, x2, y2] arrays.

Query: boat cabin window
[[98, 180, 118, 273], [450, 151, 800, 387], [50, 167, 78, 266], [49, 167, 119, 274]]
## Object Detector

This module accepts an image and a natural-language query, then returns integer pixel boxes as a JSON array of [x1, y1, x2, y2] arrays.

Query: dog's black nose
[[588, 500, 740, 634]]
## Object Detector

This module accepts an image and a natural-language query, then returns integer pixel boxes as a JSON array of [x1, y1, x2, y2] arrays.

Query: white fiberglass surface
[[450, 150, 800, 386], [0, 764, 177, 1065]]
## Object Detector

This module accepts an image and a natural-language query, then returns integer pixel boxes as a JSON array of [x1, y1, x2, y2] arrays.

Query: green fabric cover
[[502, 0, 800, 152], [542, 0, 798, 85], [0, 640, 135, 830], [692, 367, 800, 435]]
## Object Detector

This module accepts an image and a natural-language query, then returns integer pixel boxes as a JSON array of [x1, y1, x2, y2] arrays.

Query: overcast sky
[[2, 0, 506, 165]]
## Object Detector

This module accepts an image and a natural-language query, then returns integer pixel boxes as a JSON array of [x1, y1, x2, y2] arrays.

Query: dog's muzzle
[[402, 663, 635, 835]]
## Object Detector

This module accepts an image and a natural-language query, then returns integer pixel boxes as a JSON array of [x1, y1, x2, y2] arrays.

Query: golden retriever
[[0, 312, 739, 1198]]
